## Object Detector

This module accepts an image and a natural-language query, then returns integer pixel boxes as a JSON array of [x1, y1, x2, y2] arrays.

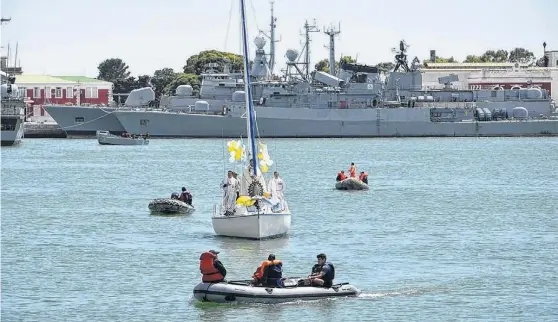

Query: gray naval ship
[[113, 31, 558, 137], [1, 73, 26, 146], [50, 4, 558, 137]]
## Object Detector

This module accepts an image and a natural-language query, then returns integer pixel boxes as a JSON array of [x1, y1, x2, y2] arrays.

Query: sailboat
[[211, 0, 292, 240]]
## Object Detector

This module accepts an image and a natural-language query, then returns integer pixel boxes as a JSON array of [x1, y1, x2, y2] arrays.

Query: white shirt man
[[267, 171, 285, 201], [221, 170, 239, 212]]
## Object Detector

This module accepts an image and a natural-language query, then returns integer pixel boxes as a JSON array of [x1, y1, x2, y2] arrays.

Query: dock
[[24, 122, 67, 138]]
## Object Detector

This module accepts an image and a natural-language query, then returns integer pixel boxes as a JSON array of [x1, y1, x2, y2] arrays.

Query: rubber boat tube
[[335, 178, 369, 191], [193, 278, 361, 304]]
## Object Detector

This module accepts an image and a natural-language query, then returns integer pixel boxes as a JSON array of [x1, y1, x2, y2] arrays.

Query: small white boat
[[96, 130, 149, 146], [335, 177, 369, 191], [193, 278, 361, 304], [148, 198, 195, 214]]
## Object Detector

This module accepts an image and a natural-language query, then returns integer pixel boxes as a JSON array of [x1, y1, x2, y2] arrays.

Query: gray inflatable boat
[[148, 198, 195, 214], [193, 278, 361, 304], [335, 178, 369, 191]]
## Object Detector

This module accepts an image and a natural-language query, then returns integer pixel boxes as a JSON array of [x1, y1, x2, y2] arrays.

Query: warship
[[1, 73, 25, 146], [46, 4, 558, 137]]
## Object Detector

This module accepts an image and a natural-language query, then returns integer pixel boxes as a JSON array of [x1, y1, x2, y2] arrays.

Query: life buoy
[[248, 181, 264, 197]]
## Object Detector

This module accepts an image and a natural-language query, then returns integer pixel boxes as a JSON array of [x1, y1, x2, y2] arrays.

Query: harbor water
[[1, 137, 557, 321]]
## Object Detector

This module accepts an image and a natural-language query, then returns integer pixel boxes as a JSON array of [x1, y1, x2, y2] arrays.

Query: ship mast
[[323, 23, 341, 76], [259, 1, 280, 75]]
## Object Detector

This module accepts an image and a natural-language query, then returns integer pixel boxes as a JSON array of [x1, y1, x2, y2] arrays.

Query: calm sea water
[[2, 137, 557, 321]]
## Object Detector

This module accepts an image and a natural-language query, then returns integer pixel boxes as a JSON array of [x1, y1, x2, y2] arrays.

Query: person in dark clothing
[[179, 187, 193, 205], [252, 254, 283, 287], [308, 253, 335, 288]]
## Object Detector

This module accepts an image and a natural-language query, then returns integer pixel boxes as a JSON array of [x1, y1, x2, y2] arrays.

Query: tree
[[163, 73, 201, 96], [375, 62, 395, 73], [463, 55, 483, 63], [508, 47, 536, 65], [481, 49, 509, 62], [314, 56, 356, 74], [112, 76, 140, 102], [183, 50, 244, 75], [315, 59, 329, 72], [97, 58, 131, 81], [151, 68, 177, 98], [136, 75, 152, 88]]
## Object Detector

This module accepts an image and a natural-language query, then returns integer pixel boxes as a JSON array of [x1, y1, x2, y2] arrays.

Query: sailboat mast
[[240, 0, 258, 177]]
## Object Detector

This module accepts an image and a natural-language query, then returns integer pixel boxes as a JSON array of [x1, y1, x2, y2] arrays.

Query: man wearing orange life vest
[[199, 250, 227, 283], [252, 254, 284, 287], [348, 162, 357, 178], [336, 170, 347, 182], [358, 171, 369, 184]]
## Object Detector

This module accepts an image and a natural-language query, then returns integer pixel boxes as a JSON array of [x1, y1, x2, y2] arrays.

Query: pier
[[24, 122, 67, 138]]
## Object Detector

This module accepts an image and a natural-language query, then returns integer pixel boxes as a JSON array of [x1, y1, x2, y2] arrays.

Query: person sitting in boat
[[348, 162, 357, 178], [307, 253, 335, 288], [199, 250, 226, 283], [179, 187, 193, 205], [252, 254, 283, 287], [336, 170, 347, 182], [358, 171, 369, 184]]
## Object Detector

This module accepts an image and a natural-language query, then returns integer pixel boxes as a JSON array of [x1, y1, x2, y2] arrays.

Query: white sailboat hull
[[212, 210, 291, 239]]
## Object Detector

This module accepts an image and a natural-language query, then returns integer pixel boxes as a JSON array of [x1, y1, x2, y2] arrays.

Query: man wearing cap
[[199, 250, 227, 283], [307, 253, 335, 288]]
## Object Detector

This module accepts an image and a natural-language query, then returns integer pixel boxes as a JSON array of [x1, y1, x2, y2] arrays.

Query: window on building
[[66, 87, 74, 98], [55, 87, 63, 98], [19, 87, 26, 97], [33, 87, 40, 98], [45, 87, 52, 98], [85, 87, 98, 99]]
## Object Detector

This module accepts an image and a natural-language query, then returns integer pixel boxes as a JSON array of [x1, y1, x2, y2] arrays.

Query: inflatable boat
[[148, 198, 195, 214], [193, 278, 361, 304], [335, 178, 369, 191]]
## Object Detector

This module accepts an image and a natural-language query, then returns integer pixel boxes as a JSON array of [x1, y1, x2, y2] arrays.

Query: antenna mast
[[323, 23, 341, 75], [301, 20, 320, 80], [259, 1, 280, 75]]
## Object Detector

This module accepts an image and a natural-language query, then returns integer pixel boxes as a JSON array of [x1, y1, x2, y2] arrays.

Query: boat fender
[[248, 181, 264, 197], [265, 288, 273, 294]]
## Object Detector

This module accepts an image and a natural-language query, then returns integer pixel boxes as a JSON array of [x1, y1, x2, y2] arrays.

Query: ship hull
[[113, 105, 558, 138], [1, 116, 24, 146], [42, 105, 126, 136]]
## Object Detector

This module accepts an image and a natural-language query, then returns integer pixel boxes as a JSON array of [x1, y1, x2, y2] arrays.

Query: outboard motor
[[171, 192, 180, 200]]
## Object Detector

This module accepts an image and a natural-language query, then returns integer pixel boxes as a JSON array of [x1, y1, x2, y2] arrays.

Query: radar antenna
[[392, 40, 410, 72]]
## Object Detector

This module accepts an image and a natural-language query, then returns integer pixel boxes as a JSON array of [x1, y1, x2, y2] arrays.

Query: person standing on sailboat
[[222, 170, 239, 214], [267, 171, 286, 209]]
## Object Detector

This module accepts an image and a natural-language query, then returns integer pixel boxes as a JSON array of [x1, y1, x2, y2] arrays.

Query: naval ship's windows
[[140, 119, 149, 126], [75, 117, 84, 123], [491, 91, 497, 98]]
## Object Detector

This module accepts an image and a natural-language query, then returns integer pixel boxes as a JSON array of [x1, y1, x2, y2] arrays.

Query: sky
[[1, 0, 557, 78]]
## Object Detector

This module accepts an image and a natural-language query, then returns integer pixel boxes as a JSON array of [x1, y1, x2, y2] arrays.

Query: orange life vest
[[199, 252, 224, 282], [359, 172, 368, 181], [349, 166, 356, 178], [253, 260, 282, 279], [337, 172, 347, 181]]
